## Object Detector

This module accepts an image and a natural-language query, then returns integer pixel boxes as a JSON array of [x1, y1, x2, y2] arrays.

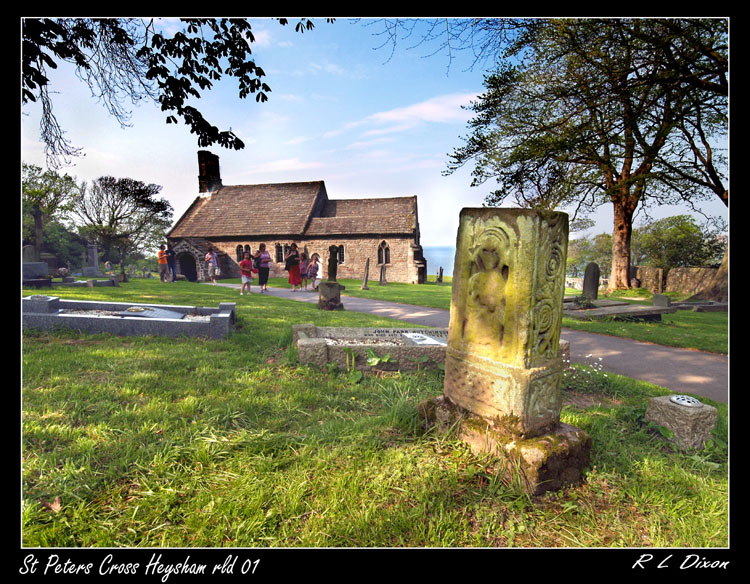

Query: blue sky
[[21, 17, 728, 248]]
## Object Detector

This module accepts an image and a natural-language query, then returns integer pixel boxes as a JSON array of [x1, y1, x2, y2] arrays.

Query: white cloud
[[325, 92, 477, 140], [371, 93, 476, 125]]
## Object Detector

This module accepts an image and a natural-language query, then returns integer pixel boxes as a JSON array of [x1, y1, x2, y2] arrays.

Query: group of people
[[157, 244, 177, 282], [207, 242, 320, 296], [158, 242, 323, 295], [238, 242, 321, 295]]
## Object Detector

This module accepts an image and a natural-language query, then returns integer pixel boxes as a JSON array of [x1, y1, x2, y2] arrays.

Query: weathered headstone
[[378, 263, 388, 285], [82, 244, 103, 277], [361, 257, 370, 290], [582, 262, 600, 300], [419, 208, 591, 495], [653, 293, 671, 307], [22, 245, 36, 263], [437, 266, 444, 283]]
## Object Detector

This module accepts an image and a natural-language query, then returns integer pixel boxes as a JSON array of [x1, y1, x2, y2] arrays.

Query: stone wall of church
[[203, 235, 425, 284]]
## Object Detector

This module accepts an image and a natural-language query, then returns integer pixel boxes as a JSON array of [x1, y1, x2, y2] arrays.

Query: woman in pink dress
[[285, 243, 302, 291]]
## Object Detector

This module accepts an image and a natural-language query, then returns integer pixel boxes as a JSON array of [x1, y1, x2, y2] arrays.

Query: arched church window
[[275, 244, 283, 263], [378, 240, 390, 264], [244, 244, 251, 256], [337, 245, 345, 264], [236, 245, 243, 262]]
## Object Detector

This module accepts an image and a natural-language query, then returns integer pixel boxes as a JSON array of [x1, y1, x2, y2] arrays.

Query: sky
[[21, 17, 728, 249]]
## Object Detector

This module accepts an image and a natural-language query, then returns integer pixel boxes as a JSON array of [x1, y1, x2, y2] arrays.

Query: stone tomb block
[[645, 395, 718, 451], [420, 208, 590, 495], [294, 323, 571, 375]]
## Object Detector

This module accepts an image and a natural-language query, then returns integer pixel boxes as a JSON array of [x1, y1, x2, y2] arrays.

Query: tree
[[567, 233, 613, 278], [70, 176, 173, 277], [634, 215, 726, 273], [22, 162, 78, 262], [22, 17, 333, 169], [443, 18, 727, 290]]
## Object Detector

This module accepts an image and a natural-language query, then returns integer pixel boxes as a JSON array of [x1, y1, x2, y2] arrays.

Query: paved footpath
[[215, 283, 729, 404]]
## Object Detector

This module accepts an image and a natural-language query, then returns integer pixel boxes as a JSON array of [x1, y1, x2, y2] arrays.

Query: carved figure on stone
[[463, 226, 511, 353]]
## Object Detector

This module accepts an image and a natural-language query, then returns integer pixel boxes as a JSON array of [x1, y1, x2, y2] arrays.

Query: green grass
[[21, 279, 728, 547], [561, 291, 728, 354]]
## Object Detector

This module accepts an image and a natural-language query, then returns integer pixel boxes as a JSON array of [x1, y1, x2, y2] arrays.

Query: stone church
[[167, 151, 427, 284]]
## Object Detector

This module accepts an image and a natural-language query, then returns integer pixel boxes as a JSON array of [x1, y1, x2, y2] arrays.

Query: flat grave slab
[[564, 303, 677, 321], [293, 324, 570, 372], [116, 306, 185, 320], [23, 296, 235, 339]]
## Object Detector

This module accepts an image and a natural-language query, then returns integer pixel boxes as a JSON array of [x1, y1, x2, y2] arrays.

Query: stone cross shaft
[[444, 208, 569, 438]]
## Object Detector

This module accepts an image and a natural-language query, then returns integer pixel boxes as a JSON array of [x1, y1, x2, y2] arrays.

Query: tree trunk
[[32, 208, 44, 262], [609, 198, 635, 290]]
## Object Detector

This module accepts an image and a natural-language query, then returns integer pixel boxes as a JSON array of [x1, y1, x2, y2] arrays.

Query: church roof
[[168, 180, 418, 239]]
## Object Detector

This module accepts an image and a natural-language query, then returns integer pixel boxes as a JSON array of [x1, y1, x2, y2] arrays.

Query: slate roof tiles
[[168, 180, 417, 239]]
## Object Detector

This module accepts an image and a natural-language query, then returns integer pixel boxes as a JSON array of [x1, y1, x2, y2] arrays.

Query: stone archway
[[178, 252, 198, 281]]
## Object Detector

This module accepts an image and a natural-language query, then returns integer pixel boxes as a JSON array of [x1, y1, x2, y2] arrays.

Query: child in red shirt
[[239, 252, 254, 295]]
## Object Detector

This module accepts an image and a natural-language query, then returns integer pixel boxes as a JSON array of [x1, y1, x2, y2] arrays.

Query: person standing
[[157, 245, 169, 282], [239, 251, 254, 295], [285, 243, 302, 291], [205, 249, 219, 284], [308, 254, 320, 291], [254, 243, 272, 293], [165, 244, 177, 282]]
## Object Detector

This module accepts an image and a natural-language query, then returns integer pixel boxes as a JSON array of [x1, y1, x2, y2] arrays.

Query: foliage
[[22, 163, 78, 260], [70, 176, 173, 267], [632, 214, 726, 271], [444, 18, 727, 289], [22, 17, 333, 168], [567, 233, 613, 277]]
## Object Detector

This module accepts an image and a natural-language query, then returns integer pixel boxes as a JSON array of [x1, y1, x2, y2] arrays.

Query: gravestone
[[419, 208, 590, 495], [22, 245, 36, 263], [379, 263, 388, 285], [653, 293, 671, 307], [437, 266, 444, 283], [361, 257, 370, 290], [582, 262, 600, 300], [82, 244, 103, 277]]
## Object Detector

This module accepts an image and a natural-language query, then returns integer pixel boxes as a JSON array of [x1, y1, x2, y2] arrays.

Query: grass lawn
[[21, 279, 728, 548]]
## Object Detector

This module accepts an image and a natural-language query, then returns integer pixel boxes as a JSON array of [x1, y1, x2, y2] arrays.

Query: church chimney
[[198, 150, 222, 193]]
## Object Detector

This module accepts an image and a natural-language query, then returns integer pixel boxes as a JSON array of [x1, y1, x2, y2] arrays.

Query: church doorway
[[177, 252, 198, 281]]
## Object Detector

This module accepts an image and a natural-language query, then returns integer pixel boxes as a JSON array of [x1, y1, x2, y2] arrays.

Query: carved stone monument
[[319, 245, 344, 310], [326, 244, 339, 282], [419, 208, 591, 495], [582, 262, 600, 301]]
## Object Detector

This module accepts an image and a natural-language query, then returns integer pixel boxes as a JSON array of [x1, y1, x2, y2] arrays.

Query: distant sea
[[423, 246, 456, 277]]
